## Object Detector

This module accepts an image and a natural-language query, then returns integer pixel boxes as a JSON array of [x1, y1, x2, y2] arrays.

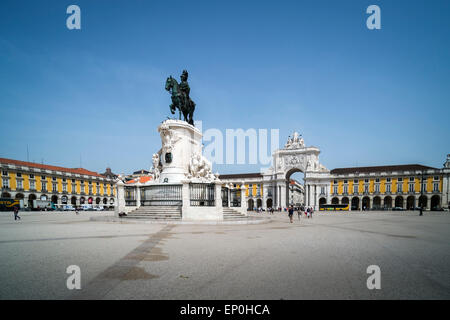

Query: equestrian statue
[[165, 70, 196, 125]]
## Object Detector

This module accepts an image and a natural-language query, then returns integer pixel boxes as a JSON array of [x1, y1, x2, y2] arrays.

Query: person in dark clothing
[[13, 206, 21, 220], [288, 205, 294, 223]]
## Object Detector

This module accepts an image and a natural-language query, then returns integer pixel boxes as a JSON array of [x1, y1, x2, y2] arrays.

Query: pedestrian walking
[[310, 207, 313, 219], [13, 206, 21, 221], [288, 205, 294, 223], [297, 207, 301, 220]]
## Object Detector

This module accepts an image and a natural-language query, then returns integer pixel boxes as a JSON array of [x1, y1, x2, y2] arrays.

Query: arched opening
[[431, 195, 440, 210], [28, 194, 37, 209], [362, 196, 370, 210], [96, 197, 101, 205], [341, 197, 349, 205], [248, 199, 254, 211], [256, 198, 262, 209], [61, 196, 68, 204], [103, 198, 107, 204], [418, 195, 427, 209], [384, 196, 392, 209], [88, 197, 93, 204], [395, 196, 403, 208], [319, 197, 326, 207], [406, 196, 415, 210], [285, 168, 305, 207], [331, 197, 339, 204], [351, 197, 359, 210], [71, 196, 77, 205], [80, 197, 85, 204], [1, 192, 11, 198], [51, 195, 58, 205], [373, 196, 381, 210], [15, 193, 24, 200]]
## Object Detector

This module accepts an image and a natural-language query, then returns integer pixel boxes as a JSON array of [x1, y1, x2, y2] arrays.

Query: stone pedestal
[[157, 120, 202, 184], [181, 180, 224, 221], [115, 180, 125, 217]]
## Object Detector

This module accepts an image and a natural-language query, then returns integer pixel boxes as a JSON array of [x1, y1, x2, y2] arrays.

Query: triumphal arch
[[260, 132, 331, 210]]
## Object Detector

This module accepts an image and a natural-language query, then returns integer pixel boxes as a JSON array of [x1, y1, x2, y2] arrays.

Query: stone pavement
[[0, 210, 449, 299]]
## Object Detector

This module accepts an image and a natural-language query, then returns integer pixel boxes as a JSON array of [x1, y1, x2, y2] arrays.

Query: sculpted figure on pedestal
[[165, 70, 196, 125], [151, 153, 161, 181], [158, 122, 181, 153], [186, 152, 217, 182], [284, 131, 305, 149]]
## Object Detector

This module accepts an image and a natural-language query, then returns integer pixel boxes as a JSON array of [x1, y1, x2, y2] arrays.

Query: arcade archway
[[431, 195, 440, 210], [351, 197, 359, 210], [285, 168, 305, 207]]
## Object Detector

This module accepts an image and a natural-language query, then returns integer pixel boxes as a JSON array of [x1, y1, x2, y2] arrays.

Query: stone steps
[[222, 208, 247, 220], [124, 206, 182, 220]]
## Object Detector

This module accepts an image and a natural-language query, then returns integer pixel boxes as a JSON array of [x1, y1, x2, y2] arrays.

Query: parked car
[[63, 205, 75, 211], [94, 206, 104, 211], [392, 207, 404, 211]]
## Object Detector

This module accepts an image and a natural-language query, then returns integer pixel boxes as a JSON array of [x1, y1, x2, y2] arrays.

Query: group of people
[[288, 205, 314, 223]]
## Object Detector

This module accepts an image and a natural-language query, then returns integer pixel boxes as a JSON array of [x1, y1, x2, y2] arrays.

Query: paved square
[[0, 210, 449, 299]]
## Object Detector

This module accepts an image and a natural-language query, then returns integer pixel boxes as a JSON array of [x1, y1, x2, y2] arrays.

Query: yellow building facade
[[0, 157, 116, 209], [326, 164, 444, 210]]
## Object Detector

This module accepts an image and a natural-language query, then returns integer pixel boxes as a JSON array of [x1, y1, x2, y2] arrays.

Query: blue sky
[[0, 0, 449, 175]]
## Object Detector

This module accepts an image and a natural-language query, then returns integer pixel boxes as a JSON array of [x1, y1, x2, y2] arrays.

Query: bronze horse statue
[[165, 76, 195, 125]]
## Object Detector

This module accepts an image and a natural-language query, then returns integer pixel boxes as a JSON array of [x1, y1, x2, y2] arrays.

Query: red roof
[[0, 157, 105, 178], [126, 176, 152, 184]]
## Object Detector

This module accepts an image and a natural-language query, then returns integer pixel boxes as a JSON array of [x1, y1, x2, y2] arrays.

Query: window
[[63, 184, 67, 192], [397, 181, 402, 192], [30, 180, 35, 190], [343, 185, 348, 194], [434, 176, 439, 181], [89, 181, 92, 185], [333, 180, 337, 184], [398, 178, 403, 182], [42, 181, 47, 191], [89, 185, 93, 194], [17, 180, 23, 189], [409, 184, 414, 192], [63, 178, 66, 182], [2, 171, 7, 176], [333, 186, 338, 194], [421, 183, 426, 192], [72, 179, 75, 183], [41, 176, 45, 180], [410, 177, 415, 182], [365, 179, 369, 183], [344, 180, 348, 184], [375, 184, 380, 193], [52, 177, 56, 181], [433, 183, 439, 192], [2, 178, 9, 188], [96, 185, 100, 194], [386, 184, 391, 193], [52, 183, 57, 192], [30, 174, 34, 179], [353, 185, 358, 194], [375, 178, 380, 183], [354, 179, 358, 183], [16, 172, 22, 178], [364, 185, 369, 193], [320, 186, 325, 194], [387, 178, 391, 182]]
